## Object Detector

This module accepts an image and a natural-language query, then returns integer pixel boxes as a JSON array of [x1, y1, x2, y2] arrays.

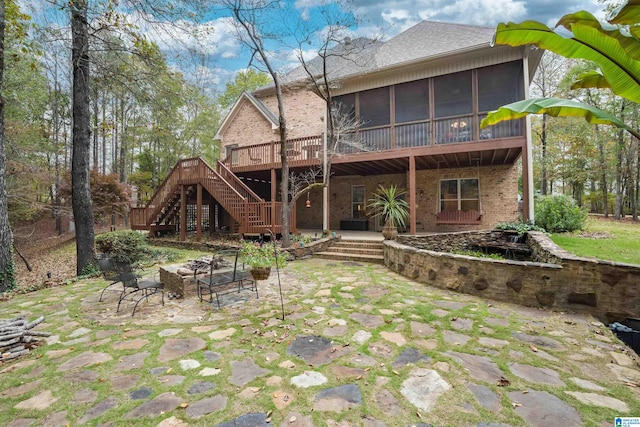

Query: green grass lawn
[[550, 216, 640, 265]]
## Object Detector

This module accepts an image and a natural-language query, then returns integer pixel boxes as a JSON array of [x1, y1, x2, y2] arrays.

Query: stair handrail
[[217, 160, 264, 203], [143, 160, 192, 225], [203, 165, 246, 201]]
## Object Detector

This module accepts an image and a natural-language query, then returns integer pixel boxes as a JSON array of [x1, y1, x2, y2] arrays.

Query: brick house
[[131, 21, 541, 238], [214, 20, 541, 234]]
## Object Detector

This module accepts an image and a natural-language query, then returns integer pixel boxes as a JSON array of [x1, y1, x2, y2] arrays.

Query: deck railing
[[131, 157, 287, 233], [223, 113, 525, 169], [223, 135, 324, 170]]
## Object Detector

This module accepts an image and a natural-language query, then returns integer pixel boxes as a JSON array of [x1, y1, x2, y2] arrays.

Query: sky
[[178, 0, 609, 93], [21, 0, 609, 95]]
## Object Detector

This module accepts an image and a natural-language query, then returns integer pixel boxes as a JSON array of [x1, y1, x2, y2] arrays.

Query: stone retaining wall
[[387, 231, 640, 322]]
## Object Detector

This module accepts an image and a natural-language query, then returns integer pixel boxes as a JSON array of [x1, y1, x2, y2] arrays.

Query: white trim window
[[351, 185, 366, 219], [439, 178, 479, 212]]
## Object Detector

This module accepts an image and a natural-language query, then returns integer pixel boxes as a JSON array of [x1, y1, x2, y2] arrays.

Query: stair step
[[331, 242, 383, 250], [329, 247, 383, 256], [314, 251, 384, 264]]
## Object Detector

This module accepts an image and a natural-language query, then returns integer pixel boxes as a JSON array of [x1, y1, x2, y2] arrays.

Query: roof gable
[[214, 92, 279, 141]]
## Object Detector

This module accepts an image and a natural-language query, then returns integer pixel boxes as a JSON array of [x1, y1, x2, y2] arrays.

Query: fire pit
[[159, 257, 221, 298]]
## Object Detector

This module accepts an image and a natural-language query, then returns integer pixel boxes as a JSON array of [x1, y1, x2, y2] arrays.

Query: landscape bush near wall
[[387, 231, 640, 322]]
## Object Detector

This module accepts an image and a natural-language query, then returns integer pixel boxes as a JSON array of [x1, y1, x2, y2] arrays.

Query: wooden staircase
[[131, 157, 287, 235], [314, 239, 385, 264]]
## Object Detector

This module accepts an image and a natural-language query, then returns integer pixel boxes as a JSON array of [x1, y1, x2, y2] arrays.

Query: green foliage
[[0, 248, 17, 294], [239, 240, 288, 269], [95, 230, 149, 265], [495, 221, 546, 234], [217, 69, 271, 110], [80, 262, 101, 278], [366, 185, 410, 229], [449, 249, 505, 260], [290, 234, 315, 244], [534, 195, 588, 233], [482, 3, 640, 141], [584, 192, 617, 214]]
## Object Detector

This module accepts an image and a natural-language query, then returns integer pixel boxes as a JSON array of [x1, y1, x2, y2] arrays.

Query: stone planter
[[250, 267, 271, 280]]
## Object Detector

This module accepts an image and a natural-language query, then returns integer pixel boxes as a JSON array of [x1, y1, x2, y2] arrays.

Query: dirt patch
[[11, 217, 125, 289], [575, 231, 613, 239]]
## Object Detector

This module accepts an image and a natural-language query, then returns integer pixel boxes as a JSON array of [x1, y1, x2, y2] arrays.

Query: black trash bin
[[610, 322, 640, 354]]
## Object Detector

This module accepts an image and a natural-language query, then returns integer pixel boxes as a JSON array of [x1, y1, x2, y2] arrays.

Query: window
[[333, 94, 356, 122], [395, 79, 429, 123], [225, 144, 238, 164], [352, 185, 366, 219], [477, 61, 524, 112], [440, 178, 479, 212], [434, 71, 472, 118], [359, 87, 390, 128]]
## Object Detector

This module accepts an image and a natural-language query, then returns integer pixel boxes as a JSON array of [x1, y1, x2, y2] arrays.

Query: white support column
[[323, 107, 329, 233], [523, 48, 535, 222]]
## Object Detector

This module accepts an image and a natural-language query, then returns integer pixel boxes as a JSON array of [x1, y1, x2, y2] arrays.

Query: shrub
[[95, 230, 150, 265], [495, 221, 545, 235], [534, 195, 588, 233], [239, 240, 288, 269]]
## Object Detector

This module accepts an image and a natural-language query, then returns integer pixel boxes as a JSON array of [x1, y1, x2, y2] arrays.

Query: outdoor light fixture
[[306, 192, 311, 208]]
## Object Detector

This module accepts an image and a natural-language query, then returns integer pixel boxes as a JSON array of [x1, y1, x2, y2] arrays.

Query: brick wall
[[220, 88, 325, 151], [315, 164, 520, 232]]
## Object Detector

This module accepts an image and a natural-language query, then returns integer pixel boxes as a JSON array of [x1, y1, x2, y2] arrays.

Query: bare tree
[[222, 0, 293, 246], [291, 12, 378, 231]]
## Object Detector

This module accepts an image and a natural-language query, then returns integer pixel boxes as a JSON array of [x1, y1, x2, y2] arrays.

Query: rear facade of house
[[215, 21, 541, 235], [130, 21, 541, 238]]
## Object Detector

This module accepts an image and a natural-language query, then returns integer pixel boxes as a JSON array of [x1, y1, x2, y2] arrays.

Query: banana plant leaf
[[480, 98, 640, 140], [609, 0, 640, 25], [570, 71, 611, 90], [493, 12, 640, 103]]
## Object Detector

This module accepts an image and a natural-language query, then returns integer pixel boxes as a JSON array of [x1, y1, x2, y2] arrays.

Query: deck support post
[[409, 155, 416, 234], [196, 183, 202, 241], [180, 185, 186, 241]]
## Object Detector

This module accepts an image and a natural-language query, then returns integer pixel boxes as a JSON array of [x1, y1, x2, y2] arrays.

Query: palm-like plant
[[367, 185, 410, 231], [480, 1, 640, 141]]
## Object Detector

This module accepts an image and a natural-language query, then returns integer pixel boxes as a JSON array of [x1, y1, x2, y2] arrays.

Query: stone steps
[[314, 239, 384, 264]]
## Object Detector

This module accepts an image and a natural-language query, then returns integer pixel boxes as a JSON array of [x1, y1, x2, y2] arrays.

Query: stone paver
[[565, 391, 629, 412], [158, 337, 206, 362], [507, 390, 581, 427], [400, 368, 450, 412], [313, 384, 362, 412], [229, 359, 270, 386], [508, 362, 565, 386], [2, 258, 639, 427]]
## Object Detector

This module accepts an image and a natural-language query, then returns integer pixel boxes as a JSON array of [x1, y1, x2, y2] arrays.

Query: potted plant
[[239, 240, 288, 280], [367, 185, 410, 240]]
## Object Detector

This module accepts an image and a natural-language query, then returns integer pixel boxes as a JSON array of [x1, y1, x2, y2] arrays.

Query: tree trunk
[[0, 0, 15, 292], [71, 0, 96, 275], [614, 104, 626, 219]]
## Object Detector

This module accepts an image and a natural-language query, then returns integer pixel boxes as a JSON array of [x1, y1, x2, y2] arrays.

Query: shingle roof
[[374, 21, 495, 69], [258, 20, 495, 92]]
